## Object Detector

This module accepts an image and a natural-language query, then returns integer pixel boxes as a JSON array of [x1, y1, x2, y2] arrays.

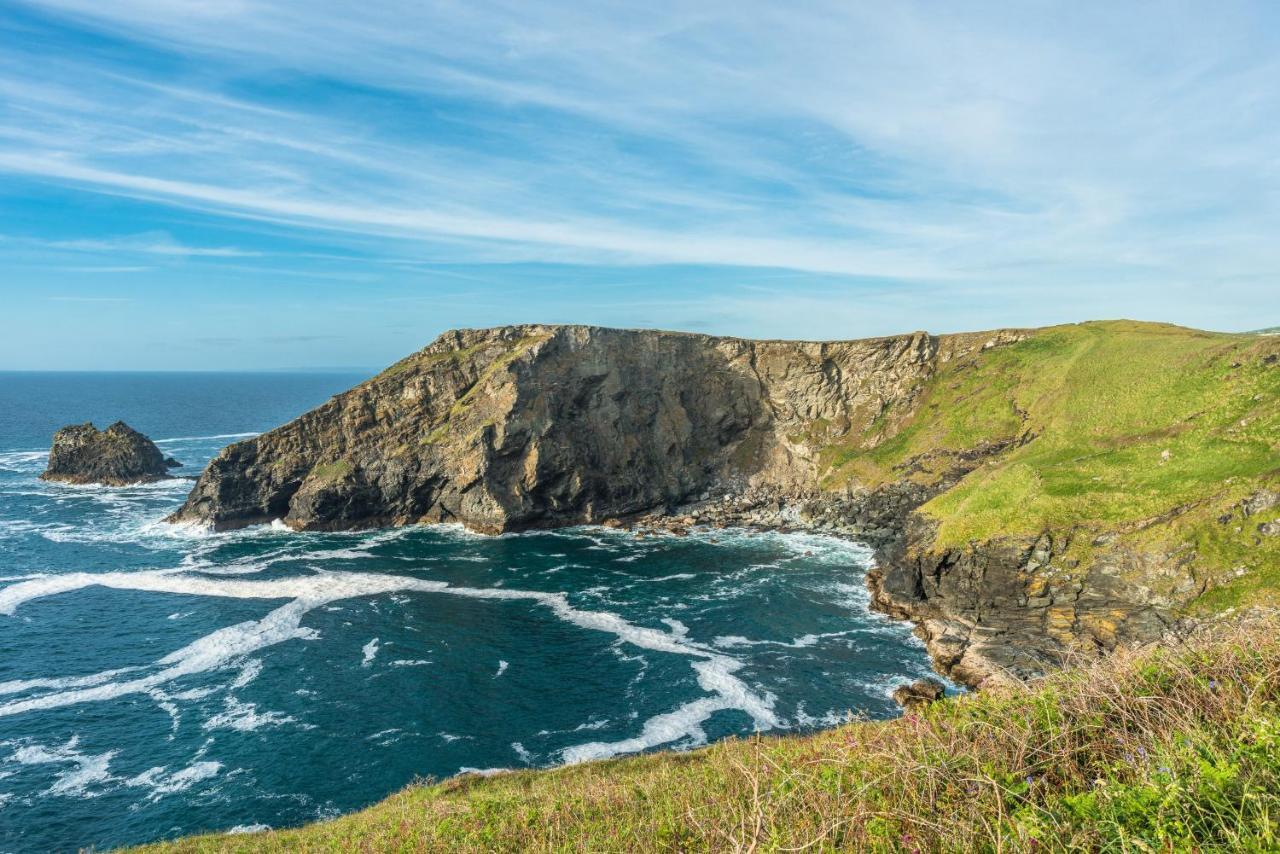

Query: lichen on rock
[[41, 421, 179, 486]]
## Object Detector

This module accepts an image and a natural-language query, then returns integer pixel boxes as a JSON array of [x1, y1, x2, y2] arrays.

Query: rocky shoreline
[[595, 485, 1134, 691], [161, 323, 1278, 692]]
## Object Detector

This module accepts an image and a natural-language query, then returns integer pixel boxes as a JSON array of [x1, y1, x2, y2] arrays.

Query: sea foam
[[0, 565, 780, 761]]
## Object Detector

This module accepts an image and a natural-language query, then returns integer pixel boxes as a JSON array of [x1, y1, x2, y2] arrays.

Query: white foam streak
[[361, 638, 380, 667], [203, 698, 295, 732], [561, 697, 725, 764], [127, 761, 222, 797], [0, 666, 142, 696], [154, 432, 259, 444], [0, 450, 47, 473], [228, 823, 271, 834], [0, 566, 779, 762], [10, 737, 118, 798]]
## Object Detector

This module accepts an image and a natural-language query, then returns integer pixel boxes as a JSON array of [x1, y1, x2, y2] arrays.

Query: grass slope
[[823, 321, 1280, 612], [140, 617, 1280, 852]]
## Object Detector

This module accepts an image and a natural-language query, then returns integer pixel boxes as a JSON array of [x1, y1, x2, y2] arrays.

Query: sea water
[[0, 372, 943, 852]]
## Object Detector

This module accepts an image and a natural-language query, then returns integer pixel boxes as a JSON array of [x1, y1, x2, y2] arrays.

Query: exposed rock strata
[[169, 324, 1205, 689], [868, 522, 1194, 689], [42, 421, 179, 486], [171, 324, 983, 534]]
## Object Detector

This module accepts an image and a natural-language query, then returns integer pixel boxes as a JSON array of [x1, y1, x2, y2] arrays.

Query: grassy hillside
[[139, 616, 1280, 852], [822, 321, 1280, 613]]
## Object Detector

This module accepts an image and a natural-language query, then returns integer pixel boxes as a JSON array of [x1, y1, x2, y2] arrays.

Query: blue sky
[[1, 1, 1278, 369]]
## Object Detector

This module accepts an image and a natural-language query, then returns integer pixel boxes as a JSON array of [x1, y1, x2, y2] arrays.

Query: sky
[[1, 1, 1278, 369]]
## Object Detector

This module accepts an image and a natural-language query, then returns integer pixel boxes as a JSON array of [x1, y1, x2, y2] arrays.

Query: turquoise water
[[0, 373, 942, 852]]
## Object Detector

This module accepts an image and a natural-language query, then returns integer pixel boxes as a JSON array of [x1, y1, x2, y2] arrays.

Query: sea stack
[[41, 421, 180, 486]]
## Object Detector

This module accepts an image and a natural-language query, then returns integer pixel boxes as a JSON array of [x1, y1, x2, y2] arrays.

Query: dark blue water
[[0, 373, 942, 852]]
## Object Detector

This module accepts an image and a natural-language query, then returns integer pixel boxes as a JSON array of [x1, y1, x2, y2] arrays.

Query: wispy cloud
[[0, 0, 1277, 350], [40, 234, 260, 257]]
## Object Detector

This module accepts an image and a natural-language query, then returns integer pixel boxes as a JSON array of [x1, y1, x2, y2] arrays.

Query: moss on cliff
[[821, 321, 1280, 614]]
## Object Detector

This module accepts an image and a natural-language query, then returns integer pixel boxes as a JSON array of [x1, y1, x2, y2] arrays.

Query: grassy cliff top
[[138, 615, 1280, 852], [821, 320, 1280, 612]]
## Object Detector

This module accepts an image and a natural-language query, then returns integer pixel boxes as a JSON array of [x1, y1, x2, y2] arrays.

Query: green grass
[[820, 321, 1280, 611], [138, 615, 1280, 853], [307, 459, 351, 483]]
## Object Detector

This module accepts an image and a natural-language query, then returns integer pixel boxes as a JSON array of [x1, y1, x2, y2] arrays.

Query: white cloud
[[1, 0, 1277, 324]]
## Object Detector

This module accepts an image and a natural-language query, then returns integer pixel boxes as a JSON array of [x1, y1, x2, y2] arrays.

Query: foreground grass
[[142, 616, 1280, 853]]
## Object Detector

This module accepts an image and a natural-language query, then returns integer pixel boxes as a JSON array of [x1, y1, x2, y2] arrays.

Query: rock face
[[869, 522, 1187, 689], [892, 677, 946, 708], [169, 322, 1272, 690], [42, 422, 179, 486], [171, 324, 987, 534]]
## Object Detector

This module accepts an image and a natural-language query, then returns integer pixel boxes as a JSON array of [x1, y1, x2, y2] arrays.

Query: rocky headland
[[169, 321, 1280, 689], [42, 421, 180, 486]]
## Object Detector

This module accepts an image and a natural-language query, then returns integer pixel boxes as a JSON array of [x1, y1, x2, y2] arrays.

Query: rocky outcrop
[[41, 421, 180, 486], [168, 322, 1227, 690], [892, 677, 946, 708], [867, 517, 1205, 688], [171, 324, 1000, 533]]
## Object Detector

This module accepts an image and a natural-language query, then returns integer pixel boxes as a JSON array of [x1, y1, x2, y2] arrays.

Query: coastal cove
[[0, 373, 941, 852]]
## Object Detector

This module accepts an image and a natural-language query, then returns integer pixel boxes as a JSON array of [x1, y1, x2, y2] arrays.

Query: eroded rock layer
[[171, 324, 975, 534], [42, 421, 178, 486]]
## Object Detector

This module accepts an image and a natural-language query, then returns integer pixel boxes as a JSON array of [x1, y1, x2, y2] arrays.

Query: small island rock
[[892, 677, 947, 709], [41, 421, 179, 486]]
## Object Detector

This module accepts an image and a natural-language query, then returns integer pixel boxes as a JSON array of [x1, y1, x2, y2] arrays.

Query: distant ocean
[[0, 372, 942, 852]]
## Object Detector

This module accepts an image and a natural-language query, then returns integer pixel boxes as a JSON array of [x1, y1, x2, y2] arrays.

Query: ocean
[[0, 372, 942, 852]]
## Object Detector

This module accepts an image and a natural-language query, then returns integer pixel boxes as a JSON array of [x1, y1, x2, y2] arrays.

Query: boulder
[[41, 421, 179, 486], [892, 677, 947, 709]]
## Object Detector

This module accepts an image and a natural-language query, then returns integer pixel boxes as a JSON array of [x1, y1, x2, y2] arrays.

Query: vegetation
[[307, 459, 352, 483], [139, 616, 1280, 852], [143, 321, 1278, 851], [821, 321, 1280, 611]]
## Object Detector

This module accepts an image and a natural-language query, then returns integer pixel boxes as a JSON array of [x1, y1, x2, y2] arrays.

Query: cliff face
[[42, 421, 179, 486], [171, 321, 1280, 688], [172, 324, 977, 534], [870, 522, 1193, 687]]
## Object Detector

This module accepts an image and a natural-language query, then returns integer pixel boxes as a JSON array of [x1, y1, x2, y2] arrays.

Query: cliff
[[170, 321, 1280, 687], [170, 324, 1008, 533]]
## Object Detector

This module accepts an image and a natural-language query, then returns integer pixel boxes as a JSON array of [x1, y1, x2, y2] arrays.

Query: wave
[[9, 736, 118, 798], [152, 432, 260, 444], [203, 697, 297, 732], [361, 638, 380, 667], [711, 630, 859, 650], [4, 735, 224, 802], [0, 566, 779, 763], [0, 450, 48, 473]]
